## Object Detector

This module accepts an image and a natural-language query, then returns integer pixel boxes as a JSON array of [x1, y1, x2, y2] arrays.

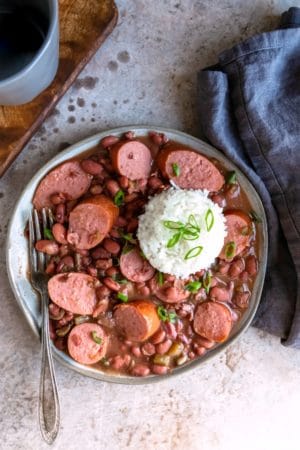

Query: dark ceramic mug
[[0, 0, 59, 105]]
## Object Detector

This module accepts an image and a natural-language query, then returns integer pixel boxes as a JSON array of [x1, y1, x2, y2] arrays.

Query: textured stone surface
[[0, 1, 299, 449]]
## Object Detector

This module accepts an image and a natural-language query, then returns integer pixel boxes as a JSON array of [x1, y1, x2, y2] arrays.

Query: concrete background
[[1, 1, 299, 449]]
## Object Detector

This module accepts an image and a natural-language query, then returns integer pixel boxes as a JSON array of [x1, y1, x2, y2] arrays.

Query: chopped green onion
[[157, 271, 164, 286], [172, 163, 180, 177], [157, 306, 177, 323], [121, 232, 136, 244], [168, 312, 178, 324], [117, 278, 128, 284], [203, 271, 211, 294], [44, 228, 53, 240], [163, 220, 184, 230], [226, 171, 237, 185], [117, 292, 128, 302], [188, 214, 200, 231], [249, 210, 262, 223], [91, 331, 102, 345], [122, 242, 134, 254], [225, 241, 236, 259], [167, 232, 182, 248], [185, 281, 202, 293], [184, 246, 203, 260], [114, 190, 125, 206], [157, 306, 168, 321], [205, 209, 214, 232]]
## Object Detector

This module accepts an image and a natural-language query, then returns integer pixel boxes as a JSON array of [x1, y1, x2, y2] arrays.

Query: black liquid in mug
[[0, 7, 48, 81]]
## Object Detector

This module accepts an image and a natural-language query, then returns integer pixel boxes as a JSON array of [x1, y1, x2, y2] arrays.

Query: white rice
[[137, 188, 227, 278]]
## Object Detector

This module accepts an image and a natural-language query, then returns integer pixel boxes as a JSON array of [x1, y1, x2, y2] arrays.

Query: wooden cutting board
[[0, 0, 118, 177]]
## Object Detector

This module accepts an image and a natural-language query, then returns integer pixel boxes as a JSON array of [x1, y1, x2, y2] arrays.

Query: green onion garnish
[[249, 210, 262, 223], [185, 281, 202, 293], [205, 209, 214, 232], [91, 331, 102, 345], [172, 163, 180, 177], [226, 171, 237, 184], [114, 190, 125, 206], [157, 306, 177, 323], [117, 292, 128, 302], [225, 241, 236, 259], [203, 271, 211, 294], [163, 220, 184, 230], [121, 242, 134, 254], [167, 232, 182, 248], [157, 271, 164, 286], [188, 214, 200, 231], [44, 228, 53, 240], [184, 246, 203, 260], [121, 232, 136, 243]]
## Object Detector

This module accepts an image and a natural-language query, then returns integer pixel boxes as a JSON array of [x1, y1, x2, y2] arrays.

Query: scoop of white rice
[[137, 188, 227, 278]]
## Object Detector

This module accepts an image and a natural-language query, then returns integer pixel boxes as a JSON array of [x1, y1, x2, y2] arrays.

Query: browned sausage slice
[[110, 140, 152, 180], [33, 161, 91, 210], [156, 146, 224, 191], [219, 210, 251, 260], [48, 272, 99, 314], [193, 301, 232, 342], [114, 300, 160, 342], [148, 276, 190, 303], [67, 323, 107, 365], [67, 195, 118, 250], [119, 248, 155, 282]]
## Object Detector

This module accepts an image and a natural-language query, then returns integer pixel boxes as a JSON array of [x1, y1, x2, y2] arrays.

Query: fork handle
[[39, 289, 60, 444]]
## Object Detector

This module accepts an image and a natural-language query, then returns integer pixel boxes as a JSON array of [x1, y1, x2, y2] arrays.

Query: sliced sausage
[[193, 301, 232, 342], [114, 300, 160, 342], [48, 272, 99, 315], [219, 210, 251, 260], [120, 248, 155, 282], [110, 140, 152, 180], [148, 276, 189, 303], [67, 195, 118, 250], [33, 161, 91, 210], [67, 323, 107, 365], [156, 145, 224, 191]]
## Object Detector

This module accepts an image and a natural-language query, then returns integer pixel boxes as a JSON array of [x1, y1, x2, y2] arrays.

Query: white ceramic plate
[[6, 126, 268, 384]]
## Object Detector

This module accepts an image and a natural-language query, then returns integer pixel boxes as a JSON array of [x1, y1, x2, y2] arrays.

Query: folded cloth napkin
[[198, 7, 300, 347]]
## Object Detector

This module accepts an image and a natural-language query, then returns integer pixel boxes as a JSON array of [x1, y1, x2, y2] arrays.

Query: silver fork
[[29, 208, 60, 445]]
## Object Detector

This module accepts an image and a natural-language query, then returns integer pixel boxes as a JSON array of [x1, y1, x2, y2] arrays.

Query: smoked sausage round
[[193, 301, 232, 342], [110, 140, 152, 180], [67, 323, 107, 364]]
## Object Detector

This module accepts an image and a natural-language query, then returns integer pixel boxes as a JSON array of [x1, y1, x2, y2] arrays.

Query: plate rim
[[6, 125, 268, 384]]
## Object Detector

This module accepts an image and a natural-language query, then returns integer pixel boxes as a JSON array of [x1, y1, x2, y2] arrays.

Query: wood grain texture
[[0, 0, 118, 177]]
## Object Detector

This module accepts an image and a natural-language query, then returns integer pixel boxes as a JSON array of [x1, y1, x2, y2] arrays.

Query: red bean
[[195, 346, 206, 356], [92, 299, 109, 317], [239, 270, 249, 282], [110, 228, 121, 239], [49, 303, 61, 317], [110, 355, 128, 370], [59, 244, 70, 257], [45, 260, 56, 275], [156, 339, 172, 355], [49, 320, 56, 340], [150, 329, 166, 344], [148, 131, 163, 146], [127, 218, 139, 232], [80, 159, 103, 176], [115, 216, 127, 227], [245, 255, 258, 276], [228, 258, 245, 278], [139, 286, 150, 296], [119, 175, 129, 190], [35, 240, 59, 255], [54, 338, 65, 351], [141, 342, 156, 356], [95, 258, 113, 270], [164, 286, 179, 302], [211, 194, 225, 208], [50, 192, 66, 205], [195, 336, 215, 349], [55, 203, 65, 224], [91, 247, 110, 259], [132, 364, 150, 377], [131, 345, 142, 357], [100, 135, 120, 148], [164, 322, 177, 340], [218, 262, 230, 274], [148, 176, 164, 190], [57, 311, 73, 327], [106, 266, 119, 278], [87, 266, 98, 277], [151, 365, 169, 375], [90, 184, 103, 195], [124, 193, 138, 203], [56, 255, 74, 272], [76, 249, 89, 256], [234, 291, 250, 309], [102, 277, 120, 291], [96, 285, 110, 300], [81, 256, 92, 266], [209, 286, 230, 302], [124, 131, 135, 140], [52, 223, 67, 244], [106, 179, 120, 197], [102, 238, 120, 255]]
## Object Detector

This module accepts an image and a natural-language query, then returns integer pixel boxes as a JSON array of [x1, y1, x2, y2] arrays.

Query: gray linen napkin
[[198, 7, 300, 347]]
